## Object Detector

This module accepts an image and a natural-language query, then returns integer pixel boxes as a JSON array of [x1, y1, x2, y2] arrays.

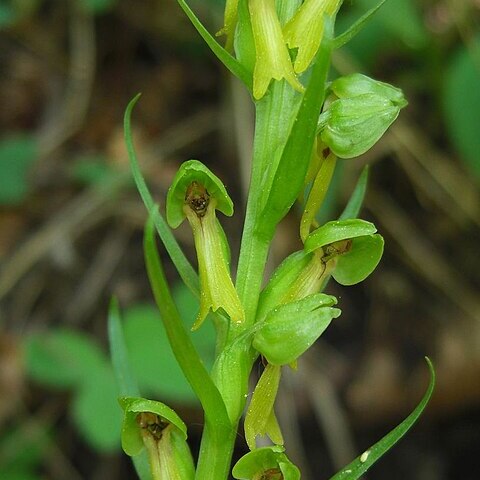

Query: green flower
[[249, 0, 304, 99], [304, 218, 384, 285], [284, 0, 342, 73], [318, 74, 407, 158], [119, 397, 195, 480], [233, 445, 300, 480], [166, 160, 244, 330], [253, 293, 340, 366]]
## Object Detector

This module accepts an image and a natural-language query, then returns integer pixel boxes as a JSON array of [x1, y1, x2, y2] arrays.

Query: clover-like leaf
[[166, 159, 233, 229], [232, 445, 300, 480], [253, 293, 340, 366]]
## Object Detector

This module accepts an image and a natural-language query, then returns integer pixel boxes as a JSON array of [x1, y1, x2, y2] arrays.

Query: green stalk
[[195, 421, 237, 480]]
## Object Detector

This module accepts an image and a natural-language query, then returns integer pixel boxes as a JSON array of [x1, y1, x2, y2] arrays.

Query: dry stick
[[301, 358, 357, 473], [65, 227, 132, 325], [37, 2, 96, 158], [0, 108, 218, 302], [367, 189, 480, 323], [390, 122, 480, 227]]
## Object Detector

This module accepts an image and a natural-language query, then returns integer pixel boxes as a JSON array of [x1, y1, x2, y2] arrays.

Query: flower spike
[[249, 0, 304, 99]]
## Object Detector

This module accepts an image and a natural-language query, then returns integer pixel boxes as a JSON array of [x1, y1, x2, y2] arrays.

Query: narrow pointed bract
[[249, 0, 304, 99], [217, 0, 240, 50], [284, 0, 342, 73]]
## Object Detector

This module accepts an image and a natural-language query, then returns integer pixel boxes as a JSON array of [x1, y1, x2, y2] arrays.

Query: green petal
[[305, 218, 377, 253], [244, 363, 282, 450], [249, 0, 303, 99], [166, 160, 233, 228], [332, 234, 384, 285]]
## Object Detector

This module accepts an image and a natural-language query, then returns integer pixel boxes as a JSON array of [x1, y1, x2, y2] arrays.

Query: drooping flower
[[249, 0, 304, 99], [166, 160, 244, 330]]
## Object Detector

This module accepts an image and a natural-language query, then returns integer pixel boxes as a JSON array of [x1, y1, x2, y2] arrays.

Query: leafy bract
[[329, 358, 435, 479]]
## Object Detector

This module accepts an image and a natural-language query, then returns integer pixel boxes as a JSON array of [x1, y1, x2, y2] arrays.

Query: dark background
[[0, 0, 479, 479]]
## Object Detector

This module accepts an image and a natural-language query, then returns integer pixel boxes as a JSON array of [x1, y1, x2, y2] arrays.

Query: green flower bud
[[244, 363, 283, 450], [232, 446, 300, 480], [211, 338, 251, 423], [318, 93, 405, 158], [166, 160, 244, 330], [284, 0, 342, 73], [253, 293, 340, 366], [305, 218, 384, 285], [119, 397, 194, 480], [249, 0, 304, 99]]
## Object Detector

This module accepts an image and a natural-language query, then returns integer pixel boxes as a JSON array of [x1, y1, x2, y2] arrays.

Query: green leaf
[[71, 365, 122, 452], [123, 304, 198, 404], [108, 299, 153, 479], [71, 155, 119, 185], [329, 357, 436, 480], [108, 297, 140, 397], [124, 95, 199, 297], [443, 37, 480, 178], [175, 0, 252, 90], [0, 134, 37, 205], [253, 293, 340, 365], [143, 216, 230, 431], [338, 165, 369, 220], [305, 218, 377, 253], [332, 234, 384, 285], [166, 159, 234, 228], [333, 0, 387, 50], [0, 425, 49, 471], [24, 329, 107, 389]]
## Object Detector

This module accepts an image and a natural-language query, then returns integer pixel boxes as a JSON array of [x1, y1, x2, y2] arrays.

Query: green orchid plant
[[109, 1, 436, 479]]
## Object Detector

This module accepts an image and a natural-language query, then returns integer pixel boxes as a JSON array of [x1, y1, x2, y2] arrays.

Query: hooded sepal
[[284, 0, 342, 73], [232, 446, 300, 480], [305, 218, 384, 285], [249, 0, 304, 99], [119, 397, 194, 480], [244, 363, 283, 450]]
